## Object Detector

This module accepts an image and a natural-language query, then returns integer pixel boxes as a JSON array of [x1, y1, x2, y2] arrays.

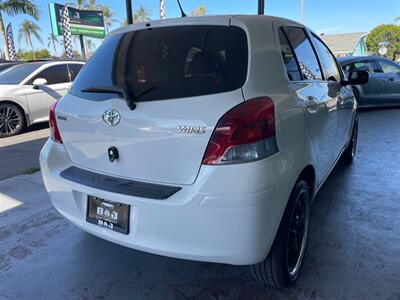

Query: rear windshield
[[71, 25, 248, 102]]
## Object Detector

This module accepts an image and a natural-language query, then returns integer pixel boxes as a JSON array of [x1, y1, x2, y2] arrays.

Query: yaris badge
[[177, 125, 206, 134], [102, 109, 121, 127]]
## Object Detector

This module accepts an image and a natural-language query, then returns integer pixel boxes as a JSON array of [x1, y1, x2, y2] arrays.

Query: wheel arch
[[0, 100, 30, 126], [351, 85, 364, 104], [297, 164, 316, 200]]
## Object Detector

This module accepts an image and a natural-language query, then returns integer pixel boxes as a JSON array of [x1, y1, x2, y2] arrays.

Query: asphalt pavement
[[0, 123, 49, 180]]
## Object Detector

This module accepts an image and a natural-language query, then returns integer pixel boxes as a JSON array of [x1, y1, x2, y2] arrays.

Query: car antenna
[[176, 0, 187, 17]]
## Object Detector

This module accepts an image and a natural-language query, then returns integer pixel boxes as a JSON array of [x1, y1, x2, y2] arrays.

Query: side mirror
[[342, 70, 369, 86], [32, 78, 47, 90]]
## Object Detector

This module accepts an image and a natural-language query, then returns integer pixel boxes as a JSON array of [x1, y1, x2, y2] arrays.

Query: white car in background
[[0, 60, 84, 137], [40, 16, 368, 288]]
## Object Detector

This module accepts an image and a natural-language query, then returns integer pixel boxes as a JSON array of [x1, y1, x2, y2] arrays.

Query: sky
[[4, 0, 400, 56]]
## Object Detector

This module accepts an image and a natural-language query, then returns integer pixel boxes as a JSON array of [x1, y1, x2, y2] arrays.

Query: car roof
[[109, 14, 303, 37], [24, 59, 86, 63], [337, 56, 390, 65], [10, 60, 84, 68], [0, 61, 22, 66]]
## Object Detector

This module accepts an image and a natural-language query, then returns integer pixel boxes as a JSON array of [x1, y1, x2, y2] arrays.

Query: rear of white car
[[41, 15, 351, 288]]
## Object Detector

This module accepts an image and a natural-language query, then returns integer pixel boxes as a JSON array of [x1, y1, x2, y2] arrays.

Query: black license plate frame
[[86, 196, 130, 235]]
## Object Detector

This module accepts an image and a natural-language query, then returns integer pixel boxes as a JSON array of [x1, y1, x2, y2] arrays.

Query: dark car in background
[[338, 56, 400, 107]]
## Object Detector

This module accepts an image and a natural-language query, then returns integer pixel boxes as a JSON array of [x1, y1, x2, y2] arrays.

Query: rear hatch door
[[57, 23, 248, 185]]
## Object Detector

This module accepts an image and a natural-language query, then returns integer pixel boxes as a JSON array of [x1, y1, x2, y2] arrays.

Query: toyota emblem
[[102, 109, 121, 127]]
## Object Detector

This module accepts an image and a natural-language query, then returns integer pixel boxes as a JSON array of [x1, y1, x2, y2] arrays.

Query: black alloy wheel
[[0, 103, 25, 137]]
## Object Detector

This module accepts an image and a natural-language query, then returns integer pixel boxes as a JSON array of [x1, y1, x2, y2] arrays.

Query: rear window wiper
[[81, 86, 136, 110]]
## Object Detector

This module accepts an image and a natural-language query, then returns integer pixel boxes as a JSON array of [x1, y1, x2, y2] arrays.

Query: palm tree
[[121, 6, 151, 25], [134, 6, 150, 23], [70, 0, 96, 9], [85, 38, 95, 55], [84, 0, 97, 9], [189, 5, 206, 16], [101, 5, 116, 33], [300, 0, 304, 23], [47, 33, 58, 56], [18, 19, 42, 59], [0, 0, 39, 60], [74, 0, 85, 9]]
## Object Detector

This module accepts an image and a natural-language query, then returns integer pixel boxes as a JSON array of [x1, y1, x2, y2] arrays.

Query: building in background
[[320, 32, 369, 57]]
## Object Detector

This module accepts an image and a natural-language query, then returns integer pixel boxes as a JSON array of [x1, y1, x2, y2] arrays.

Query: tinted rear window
[[70, 34, 120, 101], [71, 25, 248, 102]]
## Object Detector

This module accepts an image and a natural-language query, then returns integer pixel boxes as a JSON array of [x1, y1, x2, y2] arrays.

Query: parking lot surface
[[0, 123, 49, 180], [0, 109, 399, 300]]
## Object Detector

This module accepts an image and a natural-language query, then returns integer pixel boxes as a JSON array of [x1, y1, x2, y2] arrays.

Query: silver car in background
[[338, 56, 400, 107], [0, 61, 84, 137]]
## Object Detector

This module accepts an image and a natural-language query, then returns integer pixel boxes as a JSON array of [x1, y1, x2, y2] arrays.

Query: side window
[[283, 27, 322, 80], [377, 60, 400, 74], [68, 64, 83, 81], [354, 61, 375, 73], [311, 34, 341, 82], [278, 28, 302, 81], [31, 64, 70, 85], [342, 61, 375, 76], [342, 63, 352, 73]]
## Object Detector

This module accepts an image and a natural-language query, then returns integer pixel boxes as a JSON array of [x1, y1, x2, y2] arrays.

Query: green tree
[[133, 6, 150, 23], [17, 48, 50, 60], [366, 24, 400, 60], [74, 0, 86, 9], [189, 4, 206, 16], [47, 33, 58, 56], [85, 38, 95, 55], [83, 0, 97, 9], [18, 19, 42, 59], [101, 5, 116, 33], [68, 0, 96, 9], [0, 0, 39, 60], [121, 6, 151, 25]]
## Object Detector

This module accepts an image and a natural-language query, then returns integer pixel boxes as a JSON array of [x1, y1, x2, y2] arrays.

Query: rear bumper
[[40, 139, 295, 265]]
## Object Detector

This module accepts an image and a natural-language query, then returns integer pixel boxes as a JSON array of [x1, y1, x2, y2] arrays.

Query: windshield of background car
[[0, 63, 44, 84], [71, 25, 248, 102]]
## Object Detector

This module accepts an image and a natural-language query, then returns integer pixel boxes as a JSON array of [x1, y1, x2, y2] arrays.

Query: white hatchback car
[[40, 15, 368, 288], [0, 60, 84, 137]]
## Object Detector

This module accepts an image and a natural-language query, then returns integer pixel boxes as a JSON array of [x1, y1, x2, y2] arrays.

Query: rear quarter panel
[[231, 16, 317, 259], [234, 16, 317, 187]]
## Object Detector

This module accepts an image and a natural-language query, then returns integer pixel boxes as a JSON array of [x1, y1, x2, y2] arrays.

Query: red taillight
[[49, 101, 63, 144], [202, 97, 278, 165]]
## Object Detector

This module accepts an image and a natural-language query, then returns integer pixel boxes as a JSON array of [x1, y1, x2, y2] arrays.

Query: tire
[[251, 180, 311, 288], [341, 115, 358, 165], [0, 102, 26, 137]]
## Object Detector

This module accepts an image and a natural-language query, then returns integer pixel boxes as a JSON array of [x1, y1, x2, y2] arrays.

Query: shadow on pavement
[[24, 122, 50, 133], [0, 137, 48, 180]]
